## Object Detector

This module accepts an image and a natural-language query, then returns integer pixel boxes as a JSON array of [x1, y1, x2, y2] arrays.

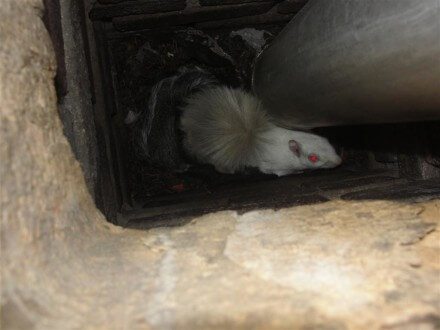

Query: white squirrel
[[180, 86, 342, 176], [130, 68, 341, 176]]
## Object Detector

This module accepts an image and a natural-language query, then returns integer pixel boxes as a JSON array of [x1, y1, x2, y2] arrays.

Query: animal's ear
[[289, 140, 301, 157]]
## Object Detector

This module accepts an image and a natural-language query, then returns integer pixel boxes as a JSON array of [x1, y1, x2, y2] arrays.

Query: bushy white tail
[[180, 87, 272, 173]]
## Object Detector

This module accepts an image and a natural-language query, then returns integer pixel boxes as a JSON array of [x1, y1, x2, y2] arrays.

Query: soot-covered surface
[[108, 26, 284, 205]]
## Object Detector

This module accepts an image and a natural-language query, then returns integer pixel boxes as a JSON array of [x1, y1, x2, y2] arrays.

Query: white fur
[[180, 87, 341, 176], [257, 126, 342, 176]]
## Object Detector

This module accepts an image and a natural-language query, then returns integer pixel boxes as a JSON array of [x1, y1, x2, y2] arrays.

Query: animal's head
[[258, 127, 342, 176]]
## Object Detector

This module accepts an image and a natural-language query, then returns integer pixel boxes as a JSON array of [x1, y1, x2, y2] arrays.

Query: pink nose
[[334, 146, 347, 162]]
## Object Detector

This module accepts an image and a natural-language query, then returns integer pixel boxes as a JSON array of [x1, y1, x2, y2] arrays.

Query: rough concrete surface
[[1, 1, 439, 330]]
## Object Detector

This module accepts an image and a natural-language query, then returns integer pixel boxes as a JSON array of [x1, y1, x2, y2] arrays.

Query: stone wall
[[0, 0, 107, 327]]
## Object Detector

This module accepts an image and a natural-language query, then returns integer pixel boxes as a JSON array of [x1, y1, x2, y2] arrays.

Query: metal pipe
[[253, 0, 440, 129]]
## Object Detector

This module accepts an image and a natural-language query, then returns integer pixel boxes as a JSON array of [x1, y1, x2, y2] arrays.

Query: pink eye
[[308, 154, 319, 163]]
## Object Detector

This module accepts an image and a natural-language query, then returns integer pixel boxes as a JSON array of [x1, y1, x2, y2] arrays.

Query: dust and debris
[[177, 28, 235, 66], [230, 28, 271, 53], [186, 0, 200, 9], [111, 25, 282, 203]]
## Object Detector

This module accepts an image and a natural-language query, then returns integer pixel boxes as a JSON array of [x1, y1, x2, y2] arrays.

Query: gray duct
[[252, 0, 440, 129]]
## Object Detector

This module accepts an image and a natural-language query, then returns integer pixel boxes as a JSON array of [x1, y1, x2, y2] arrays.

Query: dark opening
[[52, 0, 440, 228]]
